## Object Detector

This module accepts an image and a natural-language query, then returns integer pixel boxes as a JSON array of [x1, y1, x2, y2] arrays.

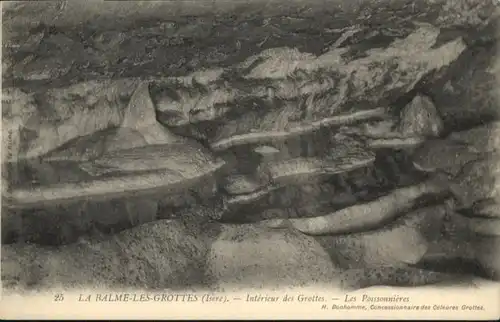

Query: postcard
[[1, 0, 499, 319]]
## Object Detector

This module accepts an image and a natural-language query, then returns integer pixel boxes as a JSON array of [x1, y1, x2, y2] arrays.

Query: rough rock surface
[[398, 94, 444, 138], [315, 203, 447, 268], [263, 176, 449, 236], [222, 173, 270, 195], [410, 138, 484, 175], [451, 153, 500, 209], [472, 198, 500, 218], [449, 121, 500, 153], [2, 79, 142, 161], [1, 219, 218, 290], [338, 266, 471, 290], [424, 210, 500, 280], [1, 20, 472, 156], [2, 196, 160, 245], [205, 224, 340, 291], [429, 41, 500, 129], [2, 0, 500, 293]]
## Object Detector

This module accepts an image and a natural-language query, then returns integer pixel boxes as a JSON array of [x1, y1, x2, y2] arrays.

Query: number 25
[[54, 294, 64, 302]]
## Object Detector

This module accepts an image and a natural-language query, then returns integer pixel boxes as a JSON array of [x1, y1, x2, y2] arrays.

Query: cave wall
[[1, 0, 500, 291]]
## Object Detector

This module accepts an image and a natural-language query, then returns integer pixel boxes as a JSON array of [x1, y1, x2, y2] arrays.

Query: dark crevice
[[2, 145, 430, 246]]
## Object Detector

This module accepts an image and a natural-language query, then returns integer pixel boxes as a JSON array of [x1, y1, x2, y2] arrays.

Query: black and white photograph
[[1, 0, 499, 319]]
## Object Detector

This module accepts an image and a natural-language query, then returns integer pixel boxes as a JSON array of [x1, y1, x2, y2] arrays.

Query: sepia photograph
[[1, 0, 499, 319]]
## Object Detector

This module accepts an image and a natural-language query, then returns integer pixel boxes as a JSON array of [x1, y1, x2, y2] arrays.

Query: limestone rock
[[43, 81, 179, 162], [266, 155, 374, 187], [436, 0, 500, 30], [2, 79, 140, 161], [258, 208, 289, 221], [222, 173, 270, 196], [467, 217, 500, 237], [449, 121, 500, 153], [2, 194, 161, 245], [4, 0, 492, 96], [152, 79, 234, 127], [426, 209, 500, 280], [205, 224, 340, 291], [207, 27, 465, 151], [398, 94, 444, 138], [316, 204, 447, 269], [447, 209, 500, 237], [451, 153, 500, 208], [474, 236, 500, 280], [240, 47, 317, 80], [5, 25, 466, 157], [253, 145, 281, 155], [244, 26, 465, 98], [2, 27, 45, 52], [211, 107, 387, 152], [1, 88, 39, 164], [12, 55, 74, 81], [340, 119, 399, 139], [222, 185, 279, 210], [1, 219, 215, 290], [78, 142, 223, 177], [429, 43, 499, 127], [265, 183, 355, 220], [367, 136, 427, 150], [2, 0, 498, 294], [264, 177, 450, 236], [0, 243, 53, 291], [253, 145, 282, 163], [411, 138, 483, 176], [472, 199, 500, 218], [339, 267, 469, 291], [5, 147, 225, 208], [264, 136, 376, 187]]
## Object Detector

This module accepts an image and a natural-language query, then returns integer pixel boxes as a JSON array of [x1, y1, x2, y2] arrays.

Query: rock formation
[[2, 0, 500, 292]]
